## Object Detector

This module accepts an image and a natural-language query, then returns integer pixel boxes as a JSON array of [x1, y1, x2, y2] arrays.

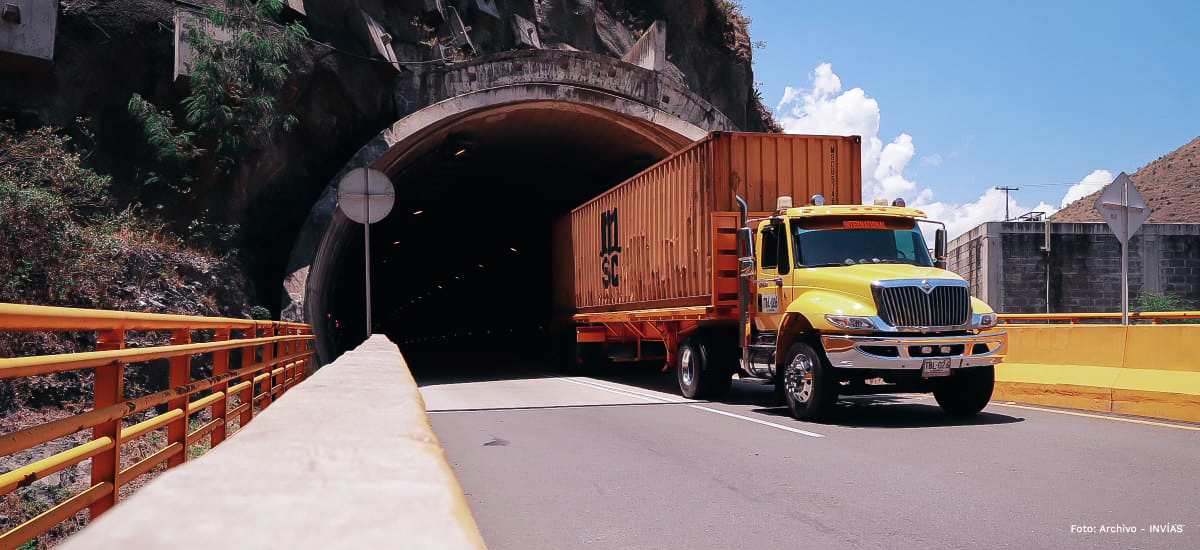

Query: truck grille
[[873, 284, 971, 329]]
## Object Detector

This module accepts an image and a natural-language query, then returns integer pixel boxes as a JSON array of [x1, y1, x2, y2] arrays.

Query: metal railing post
[[167, 328, 191, 467], [89, 328, 124, 519], [261, 323, 275, 409], [238, 326, 255, 429], [283, 326, 295, 390], [210, 327, 230, 446]]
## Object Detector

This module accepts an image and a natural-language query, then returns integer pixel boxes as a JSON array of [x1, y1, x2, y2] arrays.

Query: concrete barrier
[[59, 335, 486, 550], [994, 324, 1200, 423]]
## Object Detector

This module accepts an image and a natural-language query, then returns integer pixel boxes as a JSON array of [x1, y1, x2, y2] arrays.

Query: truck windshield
[[792, 226, 934, 268]]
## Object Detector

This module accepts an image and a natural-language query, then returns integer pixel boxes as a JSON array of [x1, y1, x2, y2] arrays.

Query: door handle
[[755, 278, 783, 287]]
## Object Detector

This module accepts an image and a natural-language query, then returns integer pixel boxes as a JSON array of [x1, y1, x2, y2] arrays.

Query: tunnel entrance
[[324, 104, 684, 364], [283, 52, 738, 364]]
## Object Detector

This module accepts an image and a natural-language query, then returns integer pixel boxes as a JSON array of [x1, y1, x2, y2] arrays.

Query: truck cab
[[735, 195, 1007, 420]]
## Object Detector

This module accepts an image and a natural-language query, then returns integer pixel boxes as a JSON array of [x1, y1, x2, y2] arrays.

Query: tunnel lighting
[[412, 210, 423, 215], [454, 149, 467, 156], [393, 241, 401, 245]]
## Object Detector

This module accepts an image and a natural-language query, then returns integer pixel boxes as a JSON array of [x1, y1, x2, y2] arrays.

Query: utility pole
[[995, 186, 1020, 221]]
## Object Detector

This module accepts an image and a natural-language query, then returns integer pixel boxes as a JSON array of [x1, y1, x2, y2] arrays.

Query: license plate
[[921, 358, 952, 377], [759, 293, 779, 314]]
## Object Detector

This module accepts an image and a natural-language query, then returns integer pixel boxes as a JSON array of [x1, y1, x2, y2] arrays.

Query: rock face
[[0, 0, 775, 310]]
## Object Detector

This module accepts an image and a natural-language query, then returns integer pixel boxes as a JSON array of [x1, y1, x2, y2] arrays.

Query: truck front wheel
[[932, 366, 995, 416], [676, 337, 731, 400], [780, 342, 838, 421]]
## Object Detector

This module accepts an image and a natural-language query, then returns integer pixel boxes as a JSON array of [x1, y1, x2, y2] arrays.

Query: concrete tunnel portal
[[282, 51, 737, 365]]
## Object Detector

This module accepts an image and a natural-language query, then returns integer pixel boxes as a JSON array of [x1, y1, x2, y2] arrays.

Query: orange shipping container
[[566, 132, 862, 313]]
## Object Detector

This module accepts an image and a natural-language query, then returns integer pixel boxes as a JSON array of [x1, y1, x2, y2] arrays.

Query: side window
[[760, 224, 778, 270], [777, 222, 791, 275]]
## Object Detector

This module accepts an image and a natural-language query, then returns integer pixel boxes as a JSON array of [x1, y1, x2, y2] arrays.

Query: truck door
[[755, 220, 789, 331]]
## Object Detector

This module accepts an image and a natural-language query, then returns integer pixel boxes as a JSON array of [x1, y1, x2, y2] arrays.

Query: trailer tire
[[933, 366, 995, 416], [676, 337, 730, 399], [780, 341, 838, 421]]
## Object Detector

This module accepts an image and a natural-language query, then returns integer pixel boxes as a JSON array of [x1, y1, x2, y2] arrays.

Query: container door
[[755, 221, 786, 330]]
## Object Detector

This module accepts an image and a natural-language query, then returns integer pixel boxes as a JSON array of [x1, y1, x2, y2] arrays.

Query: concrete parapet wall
[[59, 336, 486, 550], [995, 324, 1200, 422], [947, 222, 1200, 313]]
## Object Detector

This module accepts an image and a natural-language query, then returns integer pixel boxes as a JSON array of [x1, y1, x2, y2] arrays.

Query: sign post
[[1093, 172, 1150, 325], [337, 168, 395, 338]]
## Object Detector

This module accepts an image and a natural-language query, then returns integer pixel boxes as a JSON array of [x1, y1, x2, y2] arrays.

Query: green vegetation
[[720, 1, 752, 31], [0, 121, 135, 306], [1132, 291, 1197, 323], [129, 0, 308, 181], [1133, 291, 1192, 312], [250, 305, 273, 320]]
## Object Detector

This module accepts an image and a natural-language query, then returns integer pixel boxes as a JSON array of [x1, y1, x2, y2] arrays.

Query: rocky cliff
[[1, 0, 776, 308]]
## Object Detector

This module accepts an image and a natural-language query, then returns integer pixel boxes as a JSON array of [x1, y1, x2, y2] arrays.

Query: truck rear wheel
[[676, 337, 731, 400], [780, 342, 838, 421], [933, 366, 995, 416]]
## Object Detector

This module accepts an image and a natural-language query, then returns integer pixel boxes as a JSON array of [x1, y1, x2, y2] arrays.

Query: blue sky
[[741, 0, 1199, 235]]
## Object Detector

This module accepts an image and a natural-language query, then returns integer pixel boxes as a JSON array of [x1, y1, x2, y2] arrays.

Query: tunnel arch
[[283, 51, 738, 363]]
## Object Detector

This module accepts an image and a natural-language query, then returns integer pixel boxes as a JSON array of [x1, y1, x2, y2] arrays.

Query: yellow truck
[[558, 132, 1007, 420]]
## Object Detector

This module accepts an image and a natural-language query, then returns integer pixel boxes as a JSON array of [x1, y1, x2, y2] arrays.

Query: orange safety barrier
[[0, 304, 314, 548]]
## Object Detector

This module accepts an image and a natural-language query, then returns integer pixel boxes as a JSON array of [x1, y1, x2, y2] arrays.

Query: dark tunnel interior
[[324, 109, 676, 371]]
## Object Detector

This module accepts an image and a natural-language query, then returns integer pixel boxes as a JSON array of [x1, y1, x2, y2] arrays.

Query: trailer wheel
[[780, 341, 838, 421], [933, 366, 995, 416], [676, 337, 731, 399]]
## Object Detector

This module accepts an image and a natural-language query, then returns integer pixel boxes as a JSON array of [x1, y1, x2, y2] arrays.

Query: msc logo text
[[599, 207, 621, 288]]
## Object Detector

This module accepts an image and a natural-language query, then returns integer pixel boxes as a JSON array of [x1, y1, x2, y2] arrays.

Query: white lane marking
[[991, 402, 1200, 432], [688, 405, 824, 438], [558, 377, 825, 439], [556, 377, 680, 403]]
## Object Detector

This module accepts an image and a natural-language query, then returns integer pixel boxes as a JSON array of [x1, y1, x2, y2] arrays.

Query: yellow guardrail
[[998, 311, 1200, 323], [0, 304, 314, 549], [993, 311, 1200, 423]]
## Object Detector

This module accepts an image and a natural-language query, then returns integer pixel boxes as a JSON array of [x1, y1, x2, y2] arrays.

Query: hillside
[[1052, 136, 1200, 222]]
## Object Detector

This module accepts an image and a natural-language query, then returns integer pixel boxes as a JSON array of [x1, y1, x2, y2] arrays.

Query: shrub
[[1132, 291, 1197, 324], [0, 121, 130, 306]]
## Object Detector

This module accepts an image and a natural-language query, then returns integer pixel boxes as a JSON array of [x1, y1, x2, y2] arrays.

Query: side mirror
[[934, 228, 948, 270]]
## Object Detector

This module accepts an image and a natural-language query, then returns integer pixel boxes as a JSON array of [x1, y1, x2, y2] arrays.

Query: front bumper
[[820, 332, 1006, 370]]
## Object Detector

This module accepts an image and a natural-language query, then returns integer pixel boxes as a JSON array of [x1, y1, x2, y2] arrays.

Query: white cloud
[[915, 189, 1058, 244], [1060, 169, 1113, 208], [775, 63, 1065, 240], [777, 63, 919, 202]]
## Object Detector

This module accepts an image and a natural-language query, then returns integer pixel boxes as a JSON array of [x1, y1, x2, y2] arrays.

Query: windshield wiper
[[801, 263, 850, 268]]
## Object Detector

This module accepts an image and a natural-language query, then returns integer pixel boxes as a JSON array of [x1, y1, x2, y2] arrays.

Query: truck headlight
[[824, 315, 878, 331], [976, 313, 997, 328]]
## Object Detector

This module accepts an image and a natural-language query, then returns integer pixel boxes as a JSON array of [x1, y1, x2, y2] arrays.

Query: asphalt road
[[418, 363, 1200, 550]]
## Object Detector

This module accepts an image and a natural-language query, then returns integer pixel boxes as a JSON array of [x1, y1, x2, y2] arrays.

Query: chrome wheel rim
[[785, 352, 815, 404], [680, 346, 696, 387]]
